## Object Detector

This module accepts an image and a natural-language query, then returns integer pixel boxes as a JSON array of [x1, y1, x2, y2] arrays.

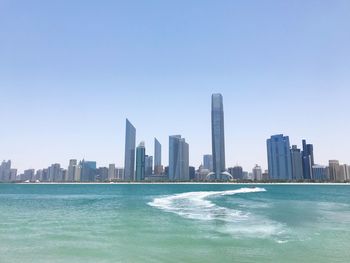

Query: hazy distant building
[[154, 138, 162, 175], [48, 164, 61, 182], [22, 169, 35, 181], [0, 160, 11, 182], [262, 170, 269, 181], [209, 94, 231, 180], [124, 119, 136, 181], [198, 165, 211, 181], [328, 160, 340, 182], [267, 134, 292, 180], [203, 154, 213, 171], [168, 135, 189, 181], [97, 167, 109, 182], [80, 160, 96, 182], [290, 145, 303, 180], [67, 159, 77, 181], [116, 168, 124, 180], [10, 169, 17, 181], [135, 142, 146, 181], [228, 166, 243, 180], [252, 165, 262, 181], [338, 164, 347, 182], [346, 165, 350, 181], [74, 165, 81, 182], [189, 166, 196, 180], [302, 140, 314, 179], [312, 165, 327, 181], [108, 164, 116, 181], [145, 155, 153, 176]]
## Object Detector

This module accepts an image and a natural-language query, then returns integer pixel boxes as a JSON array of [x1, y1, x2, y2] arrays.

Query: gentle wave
[[148, 187, 287, 239]]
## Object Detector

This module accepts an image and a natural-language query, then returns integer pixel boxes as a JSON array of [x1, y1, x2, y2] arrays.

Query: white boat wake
[[148, 187, 288, 239]]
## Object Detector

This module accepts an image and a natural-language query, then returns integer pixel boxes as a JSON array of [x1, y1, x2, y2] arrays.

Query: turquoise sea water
[[0, 184, 349, 263]]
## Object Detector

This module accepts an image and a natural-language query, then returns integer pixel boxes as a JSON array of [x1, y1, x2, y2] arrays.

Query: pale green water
[[0, 184, 349, 263]]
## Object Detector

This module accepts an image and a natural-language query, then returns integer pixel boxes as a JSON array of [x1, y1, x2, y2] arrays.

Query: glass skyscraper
[[267, 134, 292, 180], [124, 119, 136, 181], [154, 138, 162, 175], [290, 145, 303, 180], [209, 93, 231, 180], [302, 140, 314, 179], [168, 135, 189, 181], [135, 142, 145, 181]]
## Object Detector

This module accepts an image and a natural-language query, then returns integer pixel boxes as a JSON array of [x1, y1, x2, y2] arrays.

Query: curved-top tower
[[209, 94, 232, 180]]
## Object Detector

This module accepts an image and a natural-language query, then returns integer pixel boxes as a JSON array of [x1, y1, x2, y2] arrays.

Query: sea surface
[[0, 184, 349, 263]]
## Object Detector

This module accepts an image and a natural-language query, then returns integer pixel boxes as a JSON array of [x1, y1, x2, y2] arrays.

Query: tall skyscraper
[[203, 154, 213, 171], [209, 93, 231, 180], [290, 145, 303, 180], [124, 119, 136, 181], [135, 142, 146, 181], [267, 134, 292, 180], [154, 138, 162, 175], [169, 135, 189, 181], [302, 140, 314, 179]]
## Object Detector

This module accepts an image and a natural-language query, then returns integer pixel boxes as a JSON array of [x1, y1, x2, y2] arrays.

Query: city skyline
[[1, 90, 349, 182], [1, 1, 350, 172]]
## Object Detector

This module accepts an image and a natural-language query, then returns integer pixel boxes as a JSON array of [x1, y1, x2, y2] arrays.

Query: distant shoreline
[[2, 182, 349, 185]]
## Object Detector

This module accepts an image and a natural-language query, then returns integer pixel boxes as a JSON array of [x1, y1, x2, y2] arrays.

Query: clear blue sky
[[1, 0, 349, 173]]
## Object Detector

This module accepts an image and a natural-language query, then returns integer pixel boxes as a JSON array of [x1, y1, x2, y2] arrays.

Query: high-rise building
[[74, 165, 81, 182], [154, 138, 162, 175], [203, 154, 213, 171], [97, 167, 109, 182], [135, 142, 146, 181], [67, 159, 77, 181], [189, 166, 196, 180], [169, 135, 189, 181], [22, 169, 35, 181], [228, 166, 243, 180], [290, 145, 303, 180], [10, 169, 17, 181], [0, 160, 11, 182], [312, 165, 327, 181], [108, 164, 116, 181], [48, 163, 61, 182], [209, 93, 231, 180], [116, 168, 124, 180], [124, 119, 136, 181], [80, 160, 97, 182], [346, 165, 350, 181], [338, 164, 347, 182], [302, 140, 314, 179], [252, 165, 262, 181], [328, 160, 340, 182], [267, 134, 292, 180], [145, 155, 153, 176]]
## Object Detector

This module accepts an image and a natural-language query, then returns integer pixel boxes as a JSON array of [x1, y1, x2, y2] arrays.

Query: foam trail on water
[[149, 187, 265, 220], [148, 187, 287, 239]]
